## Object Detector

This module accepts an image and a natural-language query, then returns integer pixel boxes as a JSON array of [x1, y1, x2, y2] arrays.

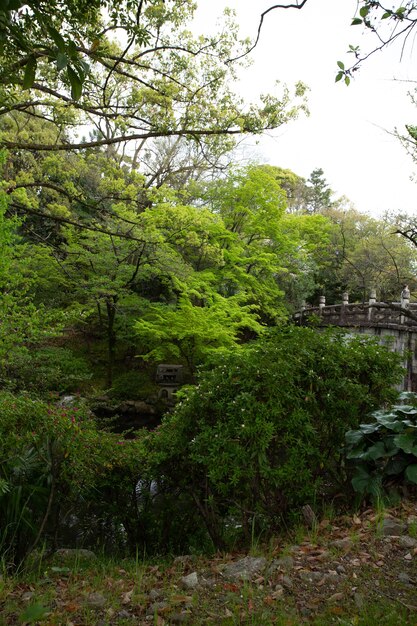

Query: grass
[[2, 500, 417, 625]]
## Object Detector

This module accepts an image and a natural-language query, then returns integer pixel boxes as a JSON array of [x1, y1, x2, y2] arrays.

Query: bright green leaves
[[22, 55, 36, 89], [335, 61, 351, 86], [345, 394, 417, 495], [67, 65, 83, 101]]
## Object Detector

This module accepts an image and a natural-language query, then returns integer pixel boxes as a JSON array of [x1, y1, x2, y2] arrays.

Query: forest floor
[[1, 500, 417, 625]]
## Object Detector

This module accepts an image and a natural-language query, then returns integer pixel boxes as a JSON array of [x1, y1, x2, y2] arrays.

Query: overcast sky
[[195, 0, 417, 217]]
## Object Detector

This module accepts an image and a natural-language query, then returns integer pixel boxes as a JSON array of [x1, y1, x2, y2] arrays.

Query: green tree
[[321, 207, 417, 303], [0, 2, 308, 154], [306, 168, 334, 214]]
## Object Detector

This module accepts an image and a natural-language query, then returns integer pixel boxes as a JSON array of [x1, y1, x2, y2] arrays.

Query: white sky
[[195, 0, 417, 216]]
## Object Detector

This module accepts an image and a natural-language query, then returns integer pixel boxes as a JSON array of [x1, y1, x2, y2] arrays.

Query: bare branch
[[227, 1, 309, 63]]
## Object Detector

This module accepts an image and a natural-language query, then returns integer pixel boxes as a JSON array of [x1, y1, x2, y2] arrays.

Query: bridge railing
[[295, 288, 417, 329]]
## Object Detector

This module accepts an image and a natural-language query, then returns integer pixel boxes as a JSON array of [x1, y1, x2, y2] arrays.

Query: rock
[[275, 556, 294, 571], [328, 592, 344, 602], [398, 572, 412, 585], [222, 556, 267, 581], [404, 552, 412, 560], [336, 564, 346, 574], [354, 592, 364, 609], [180, 572, 199, 589], [330, 537, 353, 550], [170, 613, 192, 624], [22, 592, 34, 602], [282, 575, 293, 590], [287, 545, 300, 554], [302, 504, 317, 528], [146, 601, 169, 616], [148, 588, 163, 601], [117, 610, 131, 619], [266, 556, 294, 577], [174, 555, 196, 567], [299, 570, 324, 583], [407, 514, 417, 526], [54, 548, 97, 561], [399, 536, 417, 548], [85, 593, 106, 609], [274, 584, 284, 596], [382, 517, 406, 536], [58, 395, 77, 406], [200, 576, 217, 589], [299, 606, 312, 617], [324, 571, 339, 584]]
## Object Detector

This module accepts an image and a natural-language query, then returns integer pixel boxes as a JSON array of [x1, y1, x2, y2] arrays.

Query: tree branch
[[227, 1, 309, 63]]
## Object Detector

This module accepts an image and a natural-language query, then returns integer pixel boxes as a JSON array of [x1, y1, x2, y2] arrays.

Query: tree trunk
[[106, 297, 117, 388]]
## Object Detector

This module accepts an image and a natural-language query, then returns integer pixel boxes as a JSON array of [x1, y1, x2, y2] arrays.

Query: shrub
[[0, 346, 91, 394], [144, 327, 403, 549], [109, 369, 159, 401], [0, 391, 146, 568], [345, 392, 417, 497]]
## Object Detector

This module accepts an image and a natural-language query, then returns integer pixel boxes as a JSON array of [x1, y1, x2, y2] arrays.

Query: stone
[[399, 536, 417, 549], [266, 556, 294, 578], [328, 592, 344, 602], [54, 548, 97, 561], [299, 570, 324, 583], [117, 609, 131, 619], [146, 601, 169, 616], [85, 593, 106, 609], [174, 555, 196, 567], [324, 571, 339, 584], [222, 556, 267, 581], [180, 572, 199, 589], [354, 592, 364, 609], [299, 606, 312, 617], [58, 395, 77, 406], [169, 613, 192, 624], [330, 537, 353, 550], [282, 575, 293, 589], [336, 564, 346, 574], [148, 588, 163, 601], [22, 592, 34, 602], [398, 572, 412, 585], [382, 518, 406, 536]]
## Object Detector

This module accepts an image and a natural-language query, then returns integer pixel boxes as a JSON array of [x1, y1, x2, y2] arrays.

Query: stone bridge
[[294, 288, 417, 391]]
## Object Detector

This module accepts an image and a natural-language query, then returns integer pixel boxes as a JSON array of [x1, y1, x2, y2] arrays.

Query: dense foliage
[[1, 0, 417, 569], [346, 393, 417, 497], [0, 392, 146, 568], [142, 328, 403, 550]]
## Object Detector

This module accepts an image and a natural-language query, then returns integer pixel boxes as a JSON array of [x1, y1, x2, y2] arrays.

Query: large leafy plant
[[345, 392, 417, 496], [144, 327, 403, 550]]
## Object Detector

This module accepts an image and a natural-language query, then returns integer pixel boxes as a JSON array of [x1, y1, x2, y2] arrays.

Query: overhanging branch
[[227, 1, 309, 63]]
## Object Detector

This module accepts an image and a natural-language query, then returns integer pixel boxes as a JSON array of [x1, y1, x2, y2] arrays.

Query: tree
[[237, 2, 417, 85], [256, 164, 310, 213], [321, 207, 417, 303], [0, 1, 308, 155], [306, 168, 334, 214]]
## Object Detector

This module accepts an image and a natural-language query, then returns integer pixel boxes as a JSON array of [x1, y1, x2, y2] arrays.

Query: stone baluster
[[319, 295, 325, 314], [340, 292, 348, 322], [368, 289, 376, 321], [401, 285, 410, 324]]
